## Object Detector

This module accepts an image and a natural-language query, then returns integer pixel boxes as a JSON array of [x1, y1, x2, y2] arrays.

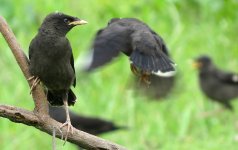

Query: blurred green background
[[1, 0, 238, 149]]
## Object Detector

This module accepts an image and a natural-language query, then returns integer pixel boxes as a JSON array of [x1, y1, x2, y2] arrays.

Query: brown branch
[[0, 16, 127, 150], [0, 105, 126, 150], [0, 16, 48, 115]]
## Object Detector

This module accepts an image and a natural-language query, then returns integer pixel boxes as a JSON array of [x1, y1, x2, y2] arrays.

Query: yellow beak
[[68, 19, 88, 26], [192, 62, 202, 69]]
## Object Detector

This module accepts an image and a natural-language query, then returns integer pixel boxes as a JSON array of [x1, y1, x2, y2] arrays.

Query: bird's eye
[[64, 18, 69, 23]]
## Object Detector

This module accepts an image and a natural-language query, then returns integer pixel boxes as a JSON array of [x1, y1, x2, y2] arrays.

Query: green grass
[[1, 0, 238, 149]]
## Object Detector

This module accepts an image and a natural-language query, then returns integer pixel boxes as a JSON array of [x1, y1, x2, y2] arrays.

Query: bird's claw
[[130, 64, 140, 76], [131, 64, 151, 86], [27, 76, 35, 81], [60, 121, 74, 145], [29, 76, 40, 94], [139, 73, 151, 87], [54, 126, 64, 140]]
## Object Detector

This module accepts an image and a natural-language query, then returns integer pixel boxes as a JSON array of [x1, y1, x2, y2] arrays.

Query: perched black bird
[[29, 12, 87, 139], [194, 55, 238, 110], [49, 106, 125, 150], [85, 18, 176, 84]]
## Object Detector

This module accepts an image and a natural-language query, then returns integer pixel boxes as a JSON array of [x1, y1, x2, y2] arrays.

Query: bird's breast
[[29, 33, 75, 90], [31, 56, 74, 90], [45, 63, 74, 89]]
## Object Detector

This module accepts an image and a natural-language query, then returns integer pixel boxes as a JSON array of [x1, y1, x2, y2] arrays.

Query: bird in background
[[28, 12, 87, 141], [49, 106, 126, 150], [84, 18, 176, 85], [193, 55, 238, 111]]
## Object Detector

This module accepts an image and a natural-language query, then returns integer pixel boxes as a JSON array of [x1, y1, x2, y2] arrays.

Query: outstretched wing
[[85, 23, 132, 71]]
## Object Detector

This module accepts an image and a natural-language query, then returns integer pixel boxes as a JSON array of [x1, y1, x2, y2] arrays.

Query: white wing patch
[[152, 70, 176, 77], [152, 63, 176, 77], [232, 75, 238, 82]]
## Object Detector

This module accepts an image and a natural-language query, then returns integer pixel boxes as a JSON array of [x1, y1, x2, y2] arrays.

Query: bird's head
[[193, 55, 212, 70], [107, 18, 121, 25], [40, 12, 88, 36]]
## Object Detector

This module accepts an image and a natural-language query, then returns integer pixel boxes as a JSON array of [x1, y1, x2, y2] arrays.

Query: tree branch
[[0, 15, 48, 115], [0, 16, 127, 150], [0, 105, 126, 150]]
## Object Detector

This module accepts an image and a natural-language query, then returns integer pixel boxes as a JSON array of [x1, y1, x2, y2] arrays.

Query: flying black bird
[[29, 12, 87, 140], [49, 106, 126, 150], [84, 18, 176, 84], [193, 55, 238, 110]]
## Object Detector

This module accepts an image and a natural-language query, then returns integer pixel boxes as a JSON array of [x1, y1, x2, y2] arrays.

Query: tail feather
[[148, 55, 156, 71], [159, 53, 173, 71], [47, 89, 76, 106], [130, 50, 176, 77], [68, 89, 77, 106]]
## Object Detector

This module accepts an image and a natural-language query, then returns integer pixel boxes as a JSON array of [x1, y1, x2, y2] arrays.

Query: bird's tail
[[47, 89, 76, 106], [130, 50, 176, 77]]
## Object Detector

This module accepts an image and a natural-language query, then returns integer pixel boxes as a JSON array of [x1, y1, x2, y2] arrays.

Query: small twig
[[52, 127, 56, 150]]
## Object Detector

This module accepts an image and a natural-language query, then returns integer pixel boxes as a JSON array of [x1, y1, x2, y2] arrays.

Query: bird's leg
[[60, 94, 74, 145], [131, 64, 151, 86], [29, 76, 40, 94], [139, 72, 151, 87], [130, 64, 140, 76]]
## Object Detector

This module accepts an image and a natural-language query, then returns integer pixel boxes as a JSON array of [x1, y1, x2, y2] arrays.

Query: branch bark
[[0, 15, 48, 115], [0, 16, 127, 150], [0, 105, 126, 150]]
